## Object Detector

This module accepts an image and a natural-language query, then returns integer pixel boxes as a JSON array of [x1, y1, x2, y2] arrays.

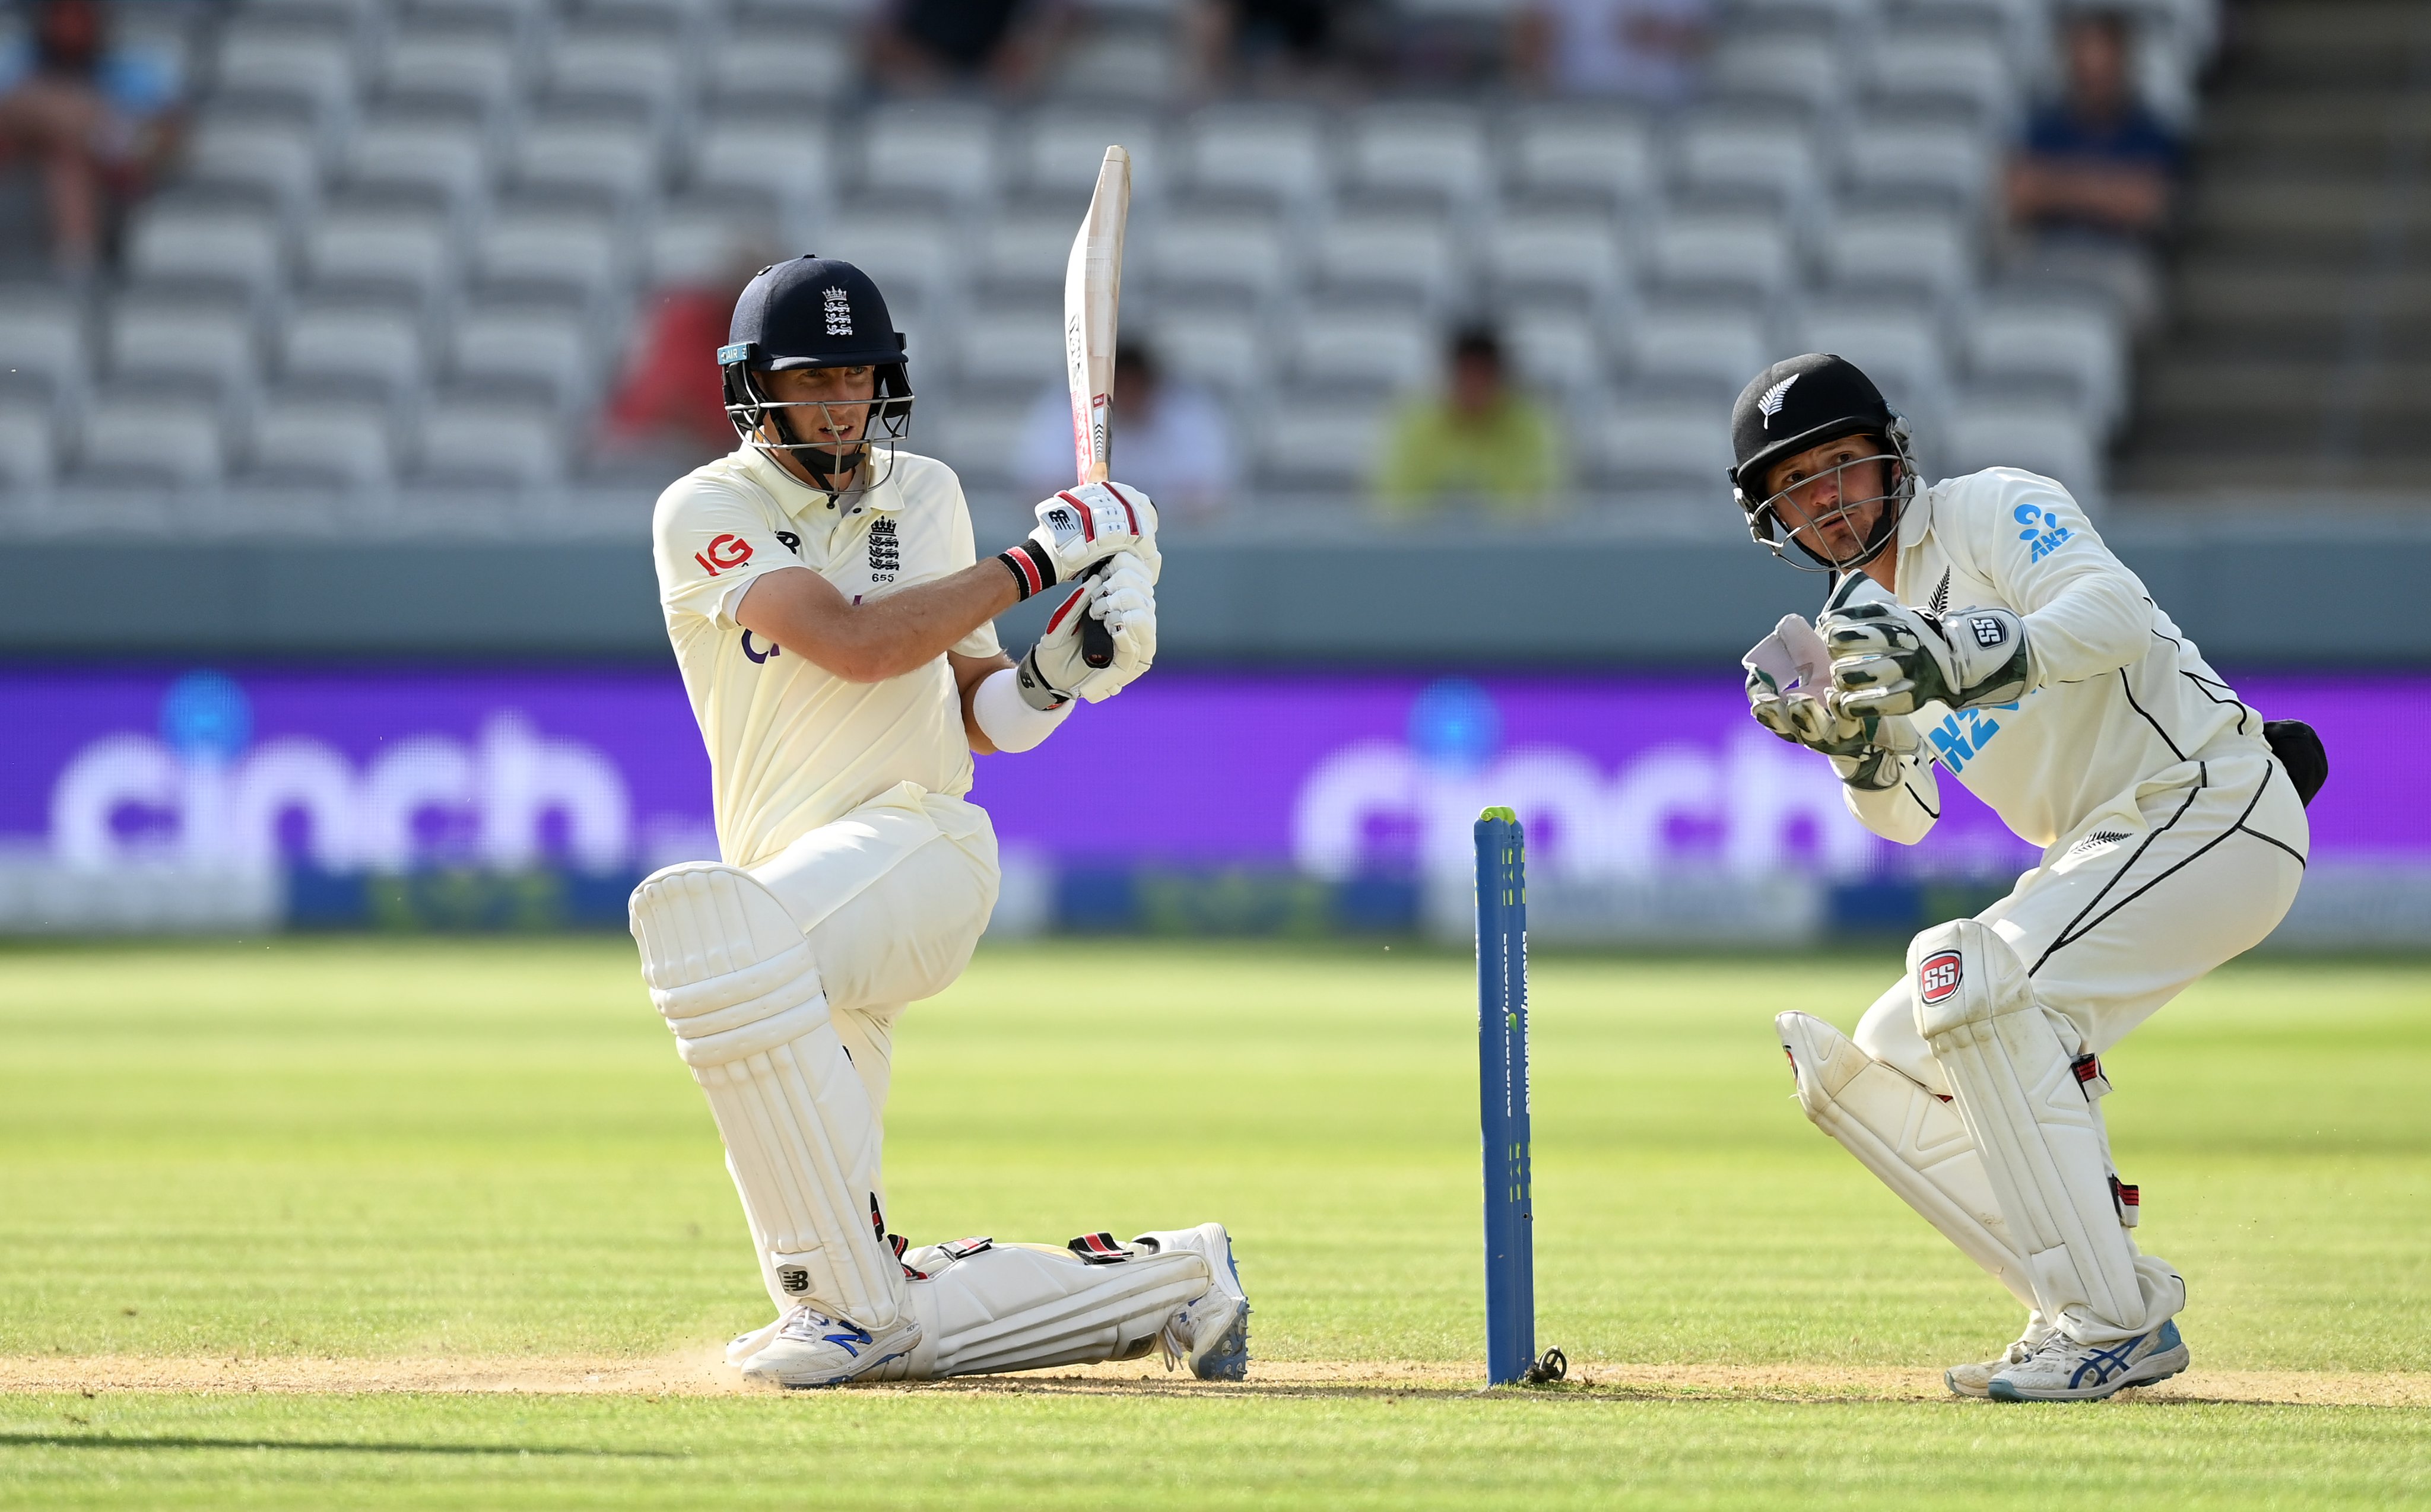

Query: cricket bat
[[1063, 145, 1130, 669]]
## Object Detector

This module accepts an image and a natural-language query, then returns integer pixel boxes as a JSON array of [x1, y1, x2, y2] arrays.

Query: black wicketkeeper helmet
[[1728, 352, 1918, 574], [720, 255, 914, 494]]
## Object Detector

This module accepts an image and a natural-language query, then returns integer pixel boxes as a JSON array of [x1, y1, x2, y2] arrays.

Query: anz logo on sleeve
[[2016, 503, 2077, 562], [1926, 691, 2038, 774]]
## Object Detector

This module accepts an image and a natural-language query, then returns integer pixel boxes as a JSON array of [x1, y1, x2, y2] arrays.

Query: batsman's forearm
[[742, 563, 1019, 684]]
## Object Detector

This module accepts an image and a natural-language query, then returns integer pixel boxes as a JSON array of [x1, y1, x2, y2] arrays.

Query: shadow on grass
[[0, 1432, 676, 1459]]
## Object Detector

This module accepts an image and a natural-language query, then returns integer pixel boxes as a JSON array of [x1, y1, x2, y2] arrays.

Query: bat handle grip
[[1076, 560, 1115, 668]]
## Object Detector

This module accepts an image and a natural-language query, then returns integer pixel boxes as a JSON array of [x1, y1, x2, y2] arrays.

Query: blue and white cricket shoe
[[738, 1305, 921, 1389], [1134, 1222, 1251, 1381], [1986, 1320, 2188, 1402]]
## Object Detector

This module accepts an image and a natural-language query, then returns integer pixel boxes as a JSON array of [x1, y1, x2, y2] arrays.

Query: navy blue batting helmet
[[719, 256, 914, 491]]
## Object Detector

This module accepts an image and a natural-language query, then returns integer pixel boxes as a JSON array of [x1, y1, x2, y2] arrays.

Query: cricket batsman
[[1731, 354, 2324, 1401], [629, 255, 1249, 1387]]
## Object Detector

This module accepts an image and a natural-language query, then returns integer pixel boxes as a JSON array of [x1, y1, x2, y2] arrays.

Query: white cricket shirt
[[1844, 468, 2271, 849], [651, 444, 1002, 869]]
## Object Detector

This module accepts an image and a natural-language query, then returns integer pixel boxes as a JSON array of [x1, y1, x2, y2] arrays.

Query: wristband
[[1014, 646, 1072, 711], [995, 541, 1058, 601], [973, 666, 1074, 752]]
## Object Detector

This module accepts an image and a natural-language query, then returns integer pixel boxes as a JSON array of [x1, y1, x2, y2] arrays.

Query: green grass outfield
[[1, 938, 2426, 1508]]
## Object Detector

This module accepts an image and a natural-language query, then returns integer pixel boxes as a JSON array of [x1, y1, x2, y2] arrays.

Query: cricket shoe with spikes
[[1986, 1320, 2188, 1402], [738, 1305, 921, 1389], [1944, 1320, 2052, 1399], [1133, 1222, 1251, 1381]]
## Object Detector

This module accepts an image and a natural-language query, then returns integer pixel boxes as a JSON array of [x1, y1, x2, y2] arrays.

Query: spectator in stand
[[2005, 7, 2179, 328], [1018, 339, 1239, 522], [0, 0, 179, 279], [1375, 324, 1565, 517], [867, 0, 1073, 97], [1511, 0, 1714, 107], [600, 248, 770, 471], [1185, 0, 1375, 97]]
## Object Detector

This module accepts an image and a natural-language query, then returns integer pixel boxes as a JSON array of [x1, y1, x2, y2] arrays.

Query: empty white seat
[[278, 304, 426, 395], [0, 298, 87, 401], [303, 205, 458, 304], [1819, 208, 1976, 303], [1868, 28, 2019, 125], [860, 105, 999, 203], [1710, 31, 1850, 115], [1646, 212, 1794, 300], [1309, 212, 1459, 307], [1344, 104, 1490, 207], [1624, 304, 1772, 391], [647, 209, 763, 287], [249, 396, 395, 485], [106, 302, 260, 401], [416, 398, 563, 484], [706, 31, 850, 108], [1578, 399, 1734, 491], [471, 205, 626, 304], [1505, 304, 1610, 396], [1256, 398, 1386, 492], [820, 208, 962, 309], [81, 401, 225, 485], [1842, 113, 1995, 209], [186, 118, 324, 221], [1289, 307, 1433, 392], [344, 115, 493, 211], [691, 117, 833, 209], [1141, 211, 1293, 304], [1179, 107, 1331, 208], [1506, 108, 1658, 210], [932, 396, 1034, 488], [950, 306, 1061, 389], [1965, 300, 2127, 428], [213, 29, 360, 131], [1012, 109, 1163, 199], [0, 402, 55, 487], [1791, 300, 1951, 421], [1942, 400, 2102, 502], [1674, 118, 1825, 214], [1481, 211, 1629, 304], [1048, 31, 1177, 103], [1151, 306, 1263, 396], [513, 117, 662, 205], [125, 202, 286, 306], [548, 26, 686, 120], [972, 208, 1085, 295], [452, 305, 596, 409], [379, 28, 522, 119]]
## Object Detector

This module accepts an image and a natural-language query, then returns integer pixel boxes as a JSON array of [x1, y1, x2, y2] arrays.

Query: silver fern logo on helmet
[[1758, 374, 1799, 426]]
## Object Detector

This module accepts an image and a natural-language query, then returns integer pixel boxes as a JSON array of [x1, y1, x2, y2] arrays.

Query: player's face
[[1765, 436, 1892, 566], [760, 365, 878, 450]]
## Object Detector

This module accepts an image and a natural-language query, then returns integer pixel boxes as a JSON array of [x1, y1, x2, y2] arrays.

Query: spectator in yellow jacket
[[1375, 325, 1566, 516]]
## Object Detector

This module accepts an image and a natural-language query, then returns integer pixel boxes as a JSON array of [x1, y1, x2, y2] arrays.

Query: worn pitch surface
[[1, 939, 2426, 1507]]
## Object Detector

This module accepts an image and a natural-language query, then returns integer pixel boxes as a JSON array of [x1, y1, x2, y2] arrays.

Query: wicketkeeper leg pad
[[630, 862, 906, 1330], [893, 1238, 1214, 1379], [1912, 920, 2179, 1343], [1777, 1011, 2035, 1310]]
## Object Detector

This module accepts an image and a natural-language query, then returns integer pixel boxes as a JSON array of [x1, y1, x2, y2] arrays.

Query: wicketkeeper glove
[[1822, 599, 2032, 719], [1744, 613, 1919, 790], [995, 481, 1159, 601]]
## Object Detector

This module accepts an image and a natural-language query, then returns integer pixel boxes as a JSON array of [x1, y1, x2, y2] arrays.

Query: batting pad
[[1911, 920, 2154, 1341], [1776, 1011, 2035, 1310], [890, 1242, 1213, 1380], [630, 862, 905, 1330]]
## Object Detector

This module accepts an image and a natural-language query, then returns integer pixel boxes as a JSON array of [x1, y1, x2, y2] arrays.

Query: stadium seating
[[0, 0, 2224, 526]]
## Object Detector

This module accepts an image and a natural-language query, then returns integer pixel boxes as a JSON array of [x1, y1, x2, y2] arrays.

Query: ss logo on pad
[[1918, 951, 1963, 1004]]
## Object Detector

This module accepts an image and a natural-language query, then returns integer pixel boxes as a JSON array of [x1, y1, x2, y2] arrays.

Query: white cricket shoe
[[737, 1305, 922, 1389], [1944, 1330, 2046, 1399], [1134, 1222, 1251, 1381], [724, 1315, 788, 1367], [1986, 1320, 2188, 1402]]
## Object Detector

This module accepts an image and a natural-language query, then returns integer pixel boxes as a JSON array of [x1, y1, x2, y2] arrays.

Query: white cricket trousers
[[1856, 747, 2309, 1089]]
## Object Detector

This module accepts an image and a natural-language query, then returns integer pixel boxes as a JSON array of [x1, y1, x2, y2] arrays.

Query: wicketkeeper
[[630, 255, 1248, 1387], [1731, 354, 2322, 1401]]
